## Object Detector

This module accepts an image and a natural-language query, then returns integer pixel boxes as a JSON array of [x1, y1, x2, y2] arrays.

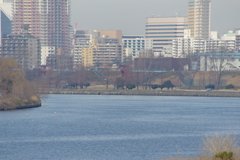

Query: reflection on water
[[1, 95, 240, 160]]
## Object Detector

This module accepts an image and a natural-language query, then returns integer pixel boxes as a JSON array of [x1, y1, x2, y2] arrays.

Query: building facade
[[41, 46, 55, 65], [46, 54, 73, 71], [82, 31, 124, 67], [1, 32, 41, 70], [236, 35, 240, 52], [172, 29, 236, 57], [12, 0, 71, 54], [145, 17, 188, 53], [188, 0, 211, 40], [73, 30, 91, 68], [122, 35, 153, 57]]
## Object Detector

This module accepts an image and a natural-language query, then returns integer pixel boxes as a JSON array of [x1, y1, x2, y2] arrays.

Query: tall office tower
[[12, 0, 71, 54], [145, 17, 188, 53], [188, 0, 211, 40], [0, 0, 13, 45]]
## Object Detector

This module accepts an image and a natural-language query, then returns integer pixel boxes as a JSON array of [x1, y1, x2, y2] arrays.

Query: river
[[0, 95, 240, 160]]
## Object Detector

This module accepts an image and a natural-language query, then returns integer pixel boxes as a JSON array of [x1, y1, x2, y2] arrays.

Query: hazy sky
[[71, 0, 240, 35]]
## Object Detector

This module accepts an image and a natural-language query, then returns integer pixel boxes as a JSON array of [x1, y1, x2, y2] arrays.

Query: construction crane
[[71, 23, 78, 55]]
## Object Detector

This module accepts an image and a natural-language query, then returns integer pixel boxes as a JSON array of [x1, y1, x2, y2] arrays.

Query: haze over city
[[71, 0, 240, 35]]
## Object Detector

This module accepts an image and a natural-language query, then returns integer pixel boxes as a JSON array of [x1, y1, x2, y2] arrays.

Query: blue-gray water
[[1, 95, 240, 160]]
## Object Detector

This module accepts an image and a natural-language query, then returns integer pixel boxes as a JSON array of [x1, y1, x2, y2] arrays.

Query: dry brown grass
[[164, 156, 240, 160]]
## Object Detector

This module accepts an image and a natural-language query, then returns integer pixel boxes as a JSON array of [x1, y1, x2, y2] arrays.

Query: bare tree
[[202, 133, 240, 157], [180, 51, 199, 89]]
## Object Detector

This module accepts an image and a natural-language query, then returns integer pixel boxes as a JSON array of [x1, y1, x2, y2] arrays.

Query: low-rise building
[[200, 52, 240, 71], [134, 57, 191, 71]]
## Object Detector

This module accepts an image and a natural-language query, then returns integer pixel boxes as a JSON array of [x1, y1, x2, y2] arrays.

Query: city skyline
[[71, 0, 240, 35]]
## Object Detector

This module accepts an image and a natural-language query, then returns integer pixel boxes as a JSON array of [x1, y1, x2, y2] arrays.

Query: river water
[[0, 95, 240, 160]]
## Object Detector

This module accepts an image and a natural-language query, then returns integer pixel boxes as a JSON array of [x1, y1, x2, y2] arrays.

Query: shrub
[[226, 84, 234, 89], [84, 82, 90, 88], [205, 84, 215, 89], [126, 84, 136, 90], [163, 80, 174, 89], [215, 151, 233, 160], [151, 84, 159, 90]]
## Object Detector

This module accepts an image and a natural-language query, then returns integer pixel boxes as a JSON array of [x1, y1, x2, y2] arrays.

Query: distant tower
[[188, 0, 211, 40], [12, 0, 71, 54]]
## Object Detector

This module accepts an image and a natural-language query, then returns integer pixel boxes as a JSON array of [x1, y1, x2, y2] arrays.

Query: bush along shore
[[0, 95, 41, 111], [0, 57, 41, 111], [46, 89, 240, 97]]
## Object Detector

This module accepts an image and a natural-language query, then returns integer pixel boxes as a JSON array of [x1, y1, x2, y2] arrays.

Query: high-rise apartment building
[[12, 0, 70, 54], [145, 17, 188, 53], [188, 0, 211, 40]]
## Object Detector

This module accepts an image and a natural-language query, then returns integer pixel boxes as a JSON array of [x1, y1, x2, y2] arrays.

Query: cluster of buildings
[[0, 0, 240, 72]]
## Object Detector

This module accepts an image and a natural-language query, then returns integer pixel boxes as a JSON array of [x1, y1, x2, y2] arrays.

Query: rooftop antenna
[[175, 11, 178, 17]]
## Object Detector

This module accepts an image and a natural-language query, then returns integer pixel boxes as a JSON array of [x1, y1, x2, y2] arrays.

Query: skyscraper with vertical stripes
[[188, 0, 211, 40], [12, 0, 71, 54]]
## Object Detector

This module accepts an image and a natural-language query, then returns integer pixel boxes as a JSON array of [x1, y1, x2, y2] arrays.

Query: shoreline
[[0, 103, 41, 111], [45, 90, 240, 98]]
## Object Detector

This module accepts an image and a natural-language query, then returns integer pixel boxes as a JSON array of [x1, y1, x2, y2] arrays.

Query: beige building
[[145, 17, 188, 53], [82, 30, 124, 67], [188, 0, 211, 40], [93, 30, 122, 44]]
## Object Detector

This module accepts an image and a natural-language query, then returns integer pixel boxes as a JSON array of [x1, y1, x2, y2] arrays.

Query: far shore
[[44, 88, 240, 98]]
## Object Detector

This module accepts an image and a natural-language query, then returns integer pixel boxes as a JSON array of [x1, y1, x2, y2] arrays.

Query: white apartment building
[[145, 17, 188, 53], [188, 0, 211, 40], [41, 46, 55, 65], [122, 35, 153, 58], [172, 30, 236, 57]]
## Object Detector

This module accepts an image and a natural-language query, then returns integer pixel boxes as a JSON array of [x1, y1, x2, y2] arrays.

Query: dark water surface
[[1, 95, 240, 160]]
